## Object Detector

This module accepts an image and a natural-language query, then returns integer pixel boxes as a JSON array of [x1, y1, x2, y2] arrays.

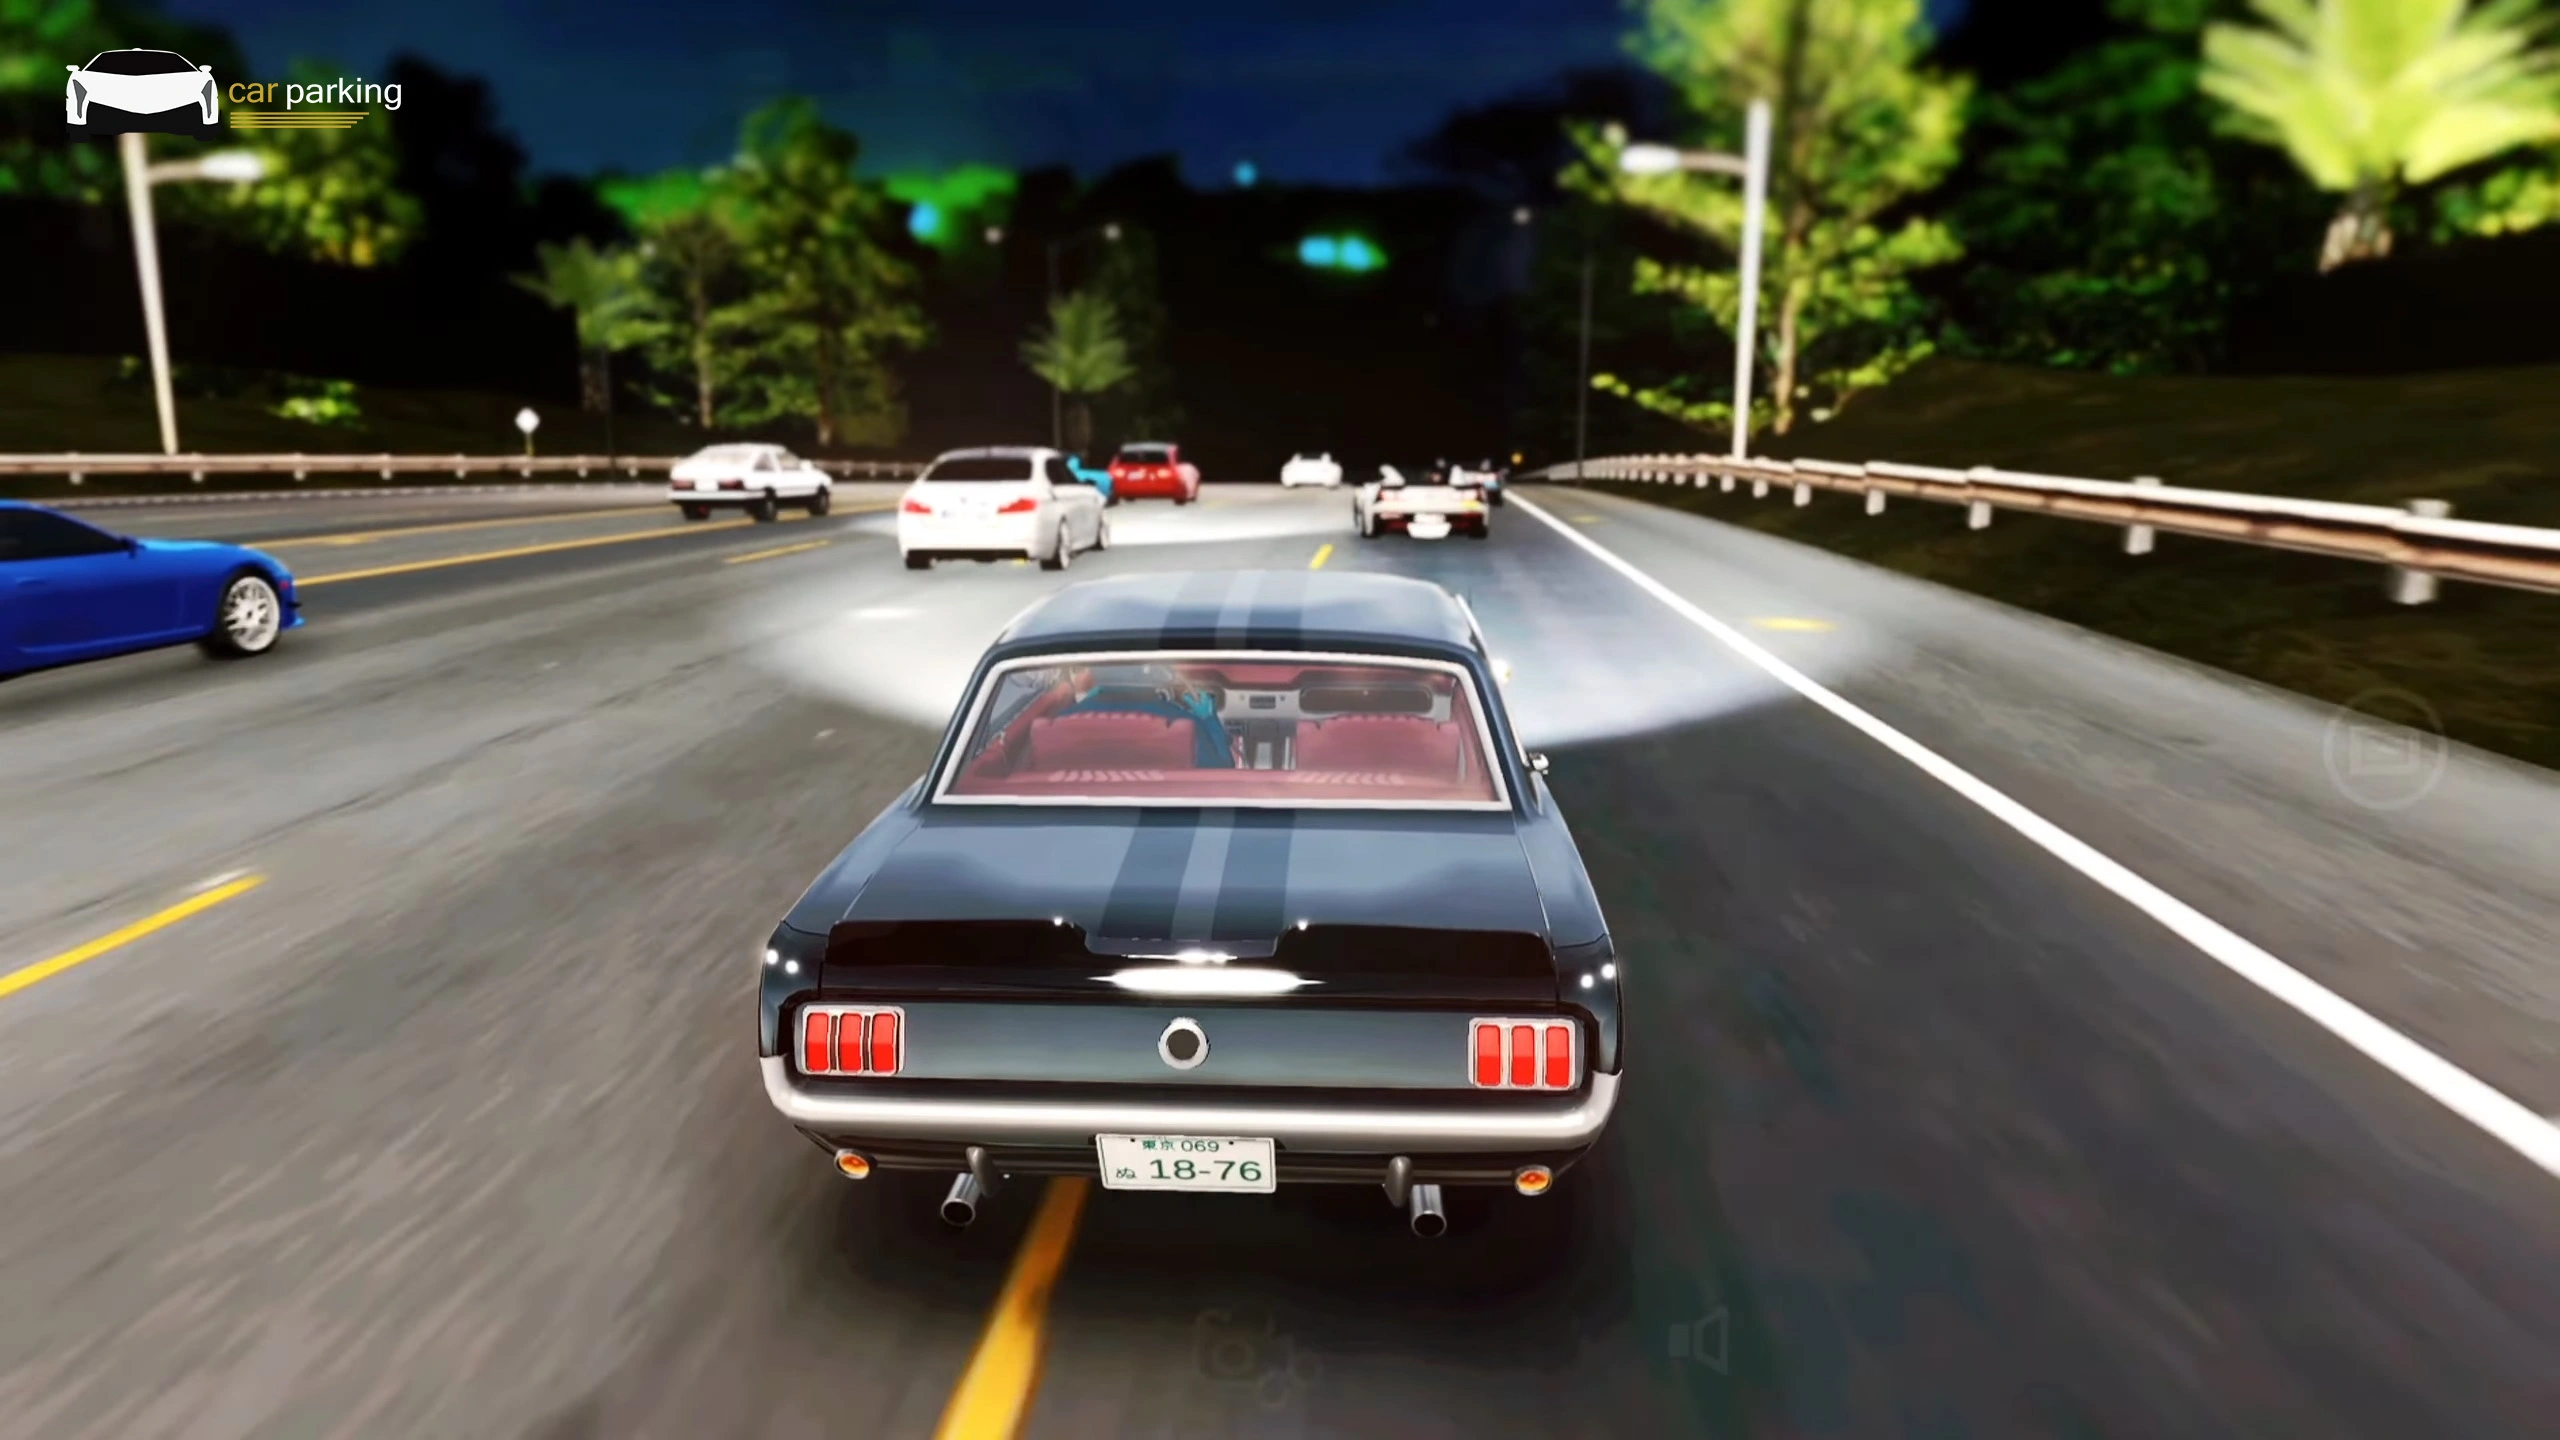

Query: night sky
[[168, 0, 1975, 184]]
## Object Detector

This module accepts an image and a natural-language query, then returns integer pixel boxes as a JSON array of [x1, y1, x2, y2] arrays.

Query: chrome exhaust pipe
[[940, 1172, 984, 1227], [1407, 1183, 1447, 1238], [1382, 1155, 1414, 1210]]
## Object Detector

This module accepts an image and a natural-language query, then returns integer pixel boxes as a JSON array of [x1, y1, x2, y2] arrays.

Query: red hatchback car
[[1107, 442, 1200, 504]]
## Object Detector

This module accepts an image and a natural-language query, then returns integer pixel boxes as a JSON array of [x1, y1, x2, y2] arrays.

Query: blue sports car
[[1065, 454, 1117, 504], [0, 499, 301, 677]]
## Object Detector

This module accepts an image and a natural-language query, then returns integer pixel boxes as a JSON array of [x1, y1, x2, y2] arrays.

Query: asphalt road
[[1, 482, 2554, 1439]]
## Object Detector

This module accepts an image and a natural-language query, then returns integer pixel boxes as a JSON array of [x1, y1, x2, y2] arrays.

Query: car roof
[[931, 446, 1055, 460], [993, 571, 1480, 655]]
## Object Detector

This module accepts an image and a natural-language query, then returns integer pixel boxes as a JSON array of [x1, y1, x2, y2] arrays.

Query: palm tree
[[638, 210, 740, 428], [2202, 0, 2560, 271], [1020, 290, 1138, 455], [513, 238, 657, 412]]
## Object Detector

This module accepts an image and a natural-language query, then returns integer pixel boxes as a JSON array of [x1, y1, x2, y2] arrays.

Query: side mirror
[[68, 64, 80, 73], [200, 64, 213, 72], [1527, 752, 1551, 776]]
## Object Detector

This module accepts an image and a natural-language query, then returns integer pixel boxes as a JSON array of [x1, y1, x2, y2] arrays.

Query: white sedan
[[899, 446, 1110, 571], [668, 443, 832, 522], [1281, 452, 1343, 487], [66, 49, 219, 128]]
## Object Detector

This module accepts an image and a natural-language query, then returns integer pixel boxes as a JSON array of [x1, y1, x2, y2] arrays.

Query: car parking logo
[[63, 49, 223, 139]]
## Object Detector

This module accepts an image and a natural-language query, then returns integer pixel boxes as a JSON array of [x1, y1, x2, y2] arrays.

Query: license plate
[[1095, 1134, 1277, 1193]]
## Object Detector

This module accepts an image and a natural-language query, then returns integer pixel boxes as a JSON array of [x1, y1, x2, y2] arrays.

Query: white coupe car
[[66, 49, 219, 128], [1281, 452, 1343, 487], [1353, 462, 1489, 541], [899, 446, 1110, 571], [668, 443, 832, 522]]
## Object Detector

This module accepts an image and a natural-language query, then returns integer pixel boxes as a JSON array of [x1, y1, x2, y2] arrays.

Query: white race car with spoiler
[[1352, 461, 1490, 540]]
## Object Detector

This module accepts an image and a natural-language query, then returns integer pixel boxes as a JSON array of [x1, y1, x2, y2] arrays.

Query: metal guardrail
[[0, 452, 929, 483], [1530, 453, 2560, 604]]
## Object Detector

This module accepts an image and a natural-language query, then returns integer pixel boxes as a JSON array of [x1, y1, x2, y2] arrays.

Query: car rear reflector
[[1469, 1017, 1578, 1091], [796, 1005, 906, 1077]]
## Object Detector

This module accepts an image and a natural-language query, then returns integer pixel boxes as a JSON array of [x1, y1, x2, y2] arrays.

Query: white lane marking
[[1513, 492, 2560, 1182]]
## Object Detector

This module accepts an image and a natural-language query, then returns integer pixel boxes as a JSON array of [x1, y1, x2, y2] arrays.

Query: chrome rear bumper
[[760, 1056, 1619, 1153]]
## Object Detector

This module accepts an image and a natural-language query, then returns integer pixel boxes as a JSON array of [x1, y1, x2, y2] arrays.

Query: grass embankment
[[0, 353, 833, 500], [1597, 358, 2560, 772]]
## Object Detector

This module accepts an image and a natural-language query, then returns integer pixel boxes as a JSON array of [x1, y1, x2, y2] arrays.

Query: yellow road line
[[263, 500, 892, 551], [1751, 617, 1836, 632], [1308, 543, 1334, 570], [253, 507, 657, 548], [299, 519, 753, 583], [0, 875, 266, 1002], [724, 538, 833, 566], [932, 1178, 1090, 1440]]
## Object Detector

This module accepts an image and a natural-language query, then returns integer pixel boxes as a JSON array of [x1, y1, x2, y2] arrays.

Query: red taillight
[[798, 1006, 906, 1077], [802, 1012, 833, 1074], [672, 480, 695, 490], [718, 479, 746, 491], [1469, 1017, 1578, 1091], [996, 497, 1039, 515], [902, 497, 932, 514]]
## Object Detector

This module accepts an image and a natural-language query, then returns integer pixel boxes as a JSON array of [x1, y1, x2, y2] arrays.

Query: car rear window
[[941, 654, 1503, 808], [924, 456, 1037, 481], [1118, 446, 1174, 464]]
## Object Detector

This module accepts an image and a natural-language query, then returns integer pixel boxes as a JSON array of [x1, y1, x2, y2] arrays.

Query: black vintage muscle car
[[757, 570, 1621, 1234]]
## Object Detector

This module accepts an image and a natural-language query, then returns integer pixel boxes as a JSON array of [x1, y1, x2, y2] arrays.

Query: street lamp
[[1618, 97, 1771, 460], [1039, 222, 1123, 449], [119, 134, 270, 454]]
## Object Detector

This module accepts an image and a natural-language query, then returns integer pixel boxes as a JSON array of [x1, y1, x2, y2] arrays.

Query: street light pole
[[1729, 99, 1771, 460], [118, 132, 179, 456], [1618, 95, 1774, 459], [115, 135, 269, 456]]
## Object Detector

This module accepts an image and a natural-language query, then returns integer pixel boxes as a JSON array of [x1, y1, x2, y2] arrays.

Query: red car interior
[[1293, 715, 1468, 776], [943, 662, 1500, 803], [1022, 712, 1198, 772]]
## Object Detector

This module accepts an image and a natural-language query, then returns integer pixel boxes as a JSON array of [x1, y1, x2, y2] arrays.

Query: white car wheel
[[203, 574, 283, 657]]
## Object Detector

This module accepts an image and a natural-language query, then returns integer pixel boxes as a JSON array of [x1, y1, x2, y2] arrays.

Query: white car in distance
[[899, 447, 1109, 571], [1281, 452, 1343, 487], [669, 444, 832, 522]]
